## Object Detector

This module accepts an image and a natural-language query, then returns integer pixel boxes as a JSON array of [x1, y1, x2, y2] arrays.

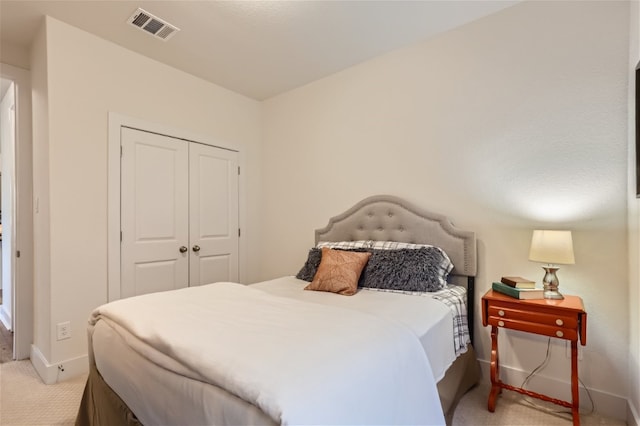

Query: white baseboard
[[0, 305, 11, 330], [478, 359, 627, 422], [30, 344, 89, 384]]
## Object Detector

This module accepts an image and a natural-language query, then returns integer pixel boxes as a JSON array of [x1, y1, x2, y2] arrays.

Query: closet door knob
[[179, 246, 188, 253], [192, 245, 201, 252]]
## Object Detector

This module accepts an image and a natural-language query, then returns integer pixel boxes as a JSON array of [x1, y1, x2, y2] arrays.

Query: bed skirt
[[75, 360, 142, 426], [438, 345, 480, 424], [75, 345, 479, 426]]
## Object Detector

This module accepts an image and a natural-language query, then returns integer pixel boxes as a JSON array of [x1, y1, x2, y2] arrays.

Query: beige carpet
[[453, 384, 626, 425], [0, 360, 627, 425], [0, 360, 86, 425]]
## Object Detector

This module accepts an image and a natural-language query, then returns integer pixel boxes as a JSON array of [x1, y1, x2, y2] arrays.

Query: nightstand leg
[[571, 340, 580, 426], [488, 325, 500, 412]]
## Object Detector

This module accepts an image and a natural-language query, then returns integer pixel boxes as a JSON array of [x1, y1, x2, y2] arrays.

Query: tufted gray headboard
[[315, 195, 476, 277], [315, 194, 477, 342]]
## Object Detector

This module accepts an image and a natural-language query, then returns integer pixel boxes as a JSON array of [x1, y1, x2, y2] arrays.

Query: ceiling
[[0, 1, 518, 100]]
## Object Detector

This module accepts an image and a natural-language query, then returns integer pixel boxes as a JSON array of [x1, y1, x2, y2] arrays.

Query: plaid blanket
[[431, 285, 470, 356], [362, 285, 470, 356]]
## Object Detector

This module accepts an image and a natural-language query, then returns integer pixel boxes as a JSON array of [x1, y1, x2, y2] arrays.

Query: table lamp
[[528, 230, 575, 300]]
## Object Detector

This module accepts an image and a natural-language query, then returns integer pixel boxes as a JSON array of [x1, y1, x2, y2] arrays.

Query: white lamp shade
[[529, 230, 575, 265]]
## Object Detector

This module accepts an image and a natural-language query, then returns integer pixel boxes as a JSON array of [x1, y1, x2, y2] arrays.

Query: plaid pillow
[[316, 240, 370, 249]]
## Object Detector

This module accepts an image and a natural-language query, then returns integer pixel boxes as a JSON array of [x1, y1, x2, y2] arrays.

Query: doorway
[[0, 63, 34, 361], [0, 77, 15, 362]]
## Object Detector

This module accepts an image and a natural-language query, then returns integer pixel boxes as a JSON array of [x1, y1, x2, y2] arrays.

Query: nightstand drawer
[[488, 305, 577, 328], [488, 316, 578, 341]]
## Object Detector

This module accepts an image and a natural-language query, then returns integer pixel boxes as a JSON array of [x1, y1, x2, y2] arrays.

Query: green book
[[492, 282, 544, 300]]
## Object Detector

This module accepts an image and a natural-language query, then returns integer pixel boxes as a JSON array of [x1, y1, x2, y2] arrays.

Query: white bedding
[[251, 277, 457, 381], [90, 277, 454, 425]]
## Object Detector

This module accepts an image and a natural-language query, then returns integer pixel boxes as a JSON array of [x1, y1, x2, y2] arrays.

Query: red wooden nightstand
[[481, 290, 587, 426]]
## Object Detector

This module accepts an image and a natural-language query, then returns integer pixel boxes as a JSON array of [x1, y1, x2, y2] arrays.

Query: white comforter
[[91, 281, 446, 425]]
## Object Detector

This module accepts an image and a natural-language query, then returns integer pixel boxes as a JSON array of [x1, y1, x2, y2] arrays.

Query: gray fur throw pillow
[[296, 248, 322, 282], [361, 247, 450, 292]]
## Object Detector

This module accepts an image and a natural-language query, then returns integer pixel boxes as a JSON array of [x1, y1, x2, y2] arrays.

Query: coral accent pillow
[[305, 248, 371, 296]]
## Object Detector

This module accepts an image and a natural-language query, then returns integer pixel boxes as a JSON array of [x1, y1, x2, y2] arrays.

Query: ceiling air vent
[[127, 8, 180, 41]]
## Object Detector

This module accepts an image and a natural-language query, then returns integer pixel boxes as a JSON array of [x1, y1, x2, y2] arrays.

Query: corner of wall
[[30, 14, 52, 361], [629, 401, 640, 426], [0, 41, 30, 70]]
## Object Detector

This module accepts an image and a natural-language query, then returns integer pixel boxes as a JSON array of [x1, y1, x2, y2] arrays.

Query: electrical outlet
[[56, 321, 71, 341]]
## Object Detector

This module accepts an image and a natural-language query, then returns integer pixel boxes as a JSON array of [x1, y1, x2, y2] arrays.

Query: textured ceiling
[[0, 1, 518, 100]]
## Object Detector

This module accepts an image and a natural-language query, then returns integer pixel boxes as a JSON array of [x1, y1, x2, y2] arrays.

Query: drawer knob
[[498, 320, 505, 327], [556, 331, 564, 338], [498, 310, 505, 317], [556, 319, 564, 326]]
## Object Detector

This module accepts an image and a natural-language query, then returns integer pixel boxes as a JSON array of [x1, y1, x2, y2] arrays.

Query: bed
[[76, 194, 479, 426]]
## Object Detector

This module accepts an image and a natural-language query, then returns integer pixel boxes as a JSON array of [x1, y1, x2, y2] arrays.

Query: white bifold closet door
[[120, 127, 239, 299]]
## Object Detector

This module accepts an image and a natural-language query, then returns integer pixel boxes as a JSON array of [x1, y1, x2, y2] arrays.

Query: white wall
[[29, 16, 263, 380], [263, 0, 629, 418], [627, 0, 640, 423]]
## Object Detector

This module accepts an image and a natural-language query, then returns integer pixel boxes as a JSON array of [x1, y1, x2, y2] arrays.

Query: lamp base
[[541, 266, 564, 300], [543, 289, 564, 300]]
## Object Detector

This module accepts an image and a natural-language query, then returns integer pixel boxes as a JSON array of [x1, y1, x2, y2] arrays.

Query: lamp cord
[[519, 338, 595, 418]]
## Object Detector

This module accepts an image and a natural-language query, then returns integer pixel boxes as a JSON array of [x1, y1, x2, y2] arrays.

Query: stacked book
[[492, 276, 544, 299]]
